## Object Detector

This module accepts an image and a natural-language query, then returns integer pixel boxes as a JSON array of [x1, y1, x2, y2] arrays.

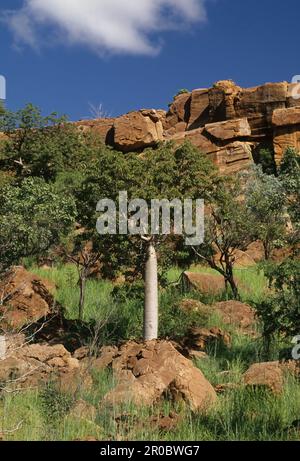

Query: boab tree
[[77, 141, 218, 340]]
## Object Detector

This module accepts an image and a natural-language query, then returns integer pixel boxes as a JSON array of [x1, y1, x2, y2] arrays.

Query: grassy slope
[[0, 264, 299, 441]]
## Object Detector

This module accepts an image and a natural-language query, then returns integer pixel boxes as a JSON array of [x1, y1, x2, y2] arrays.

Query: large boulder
[[100, 340, 217, 412], [178, 298, 257, 335], [114, 110, 165, 152], [243, 359, 300, 394], [213, 248, 257, 268], [272, 107, 300, 127], [208, 80, 242, 121], [204, 118, 251, 141], [165, 92, 191, 131], [0, 342, 84, 391], [243, 361, 284, 394], [245, 240, 265, 263], [212, 300, 257, 334], [272, 107, 300, 164], [236, 82, 288, 124], [188, 89, 210, 129], [75, 118, 115, 145], [170, 128, 254, 175], [181, 271, 226, 295], [181, 327, 231, 353], [0, 266, 57, 331], [273, 124, 300, 165]]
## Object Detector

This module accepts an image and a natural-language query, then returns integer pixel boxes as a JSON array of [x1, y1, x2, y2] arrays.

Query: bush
[[159, 288, 210, 339], [254, 148, 277, 175], [103, 284, 211, 343], [40, 383, 74, 425], [255, 259, 300, 354]]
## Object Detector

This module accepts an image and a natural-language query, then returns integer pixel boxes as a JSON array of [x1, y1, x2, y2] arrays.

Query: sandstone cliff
[[75, 80, 300, 174]]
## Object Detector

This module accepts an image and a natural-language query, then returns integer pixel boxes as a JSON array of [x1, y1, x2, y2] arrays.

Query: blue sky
[[0, 0, 299, 121]]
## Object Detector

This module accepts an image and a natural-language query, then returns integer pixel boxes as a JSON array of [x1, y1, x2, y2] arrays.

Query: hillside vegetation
[[0, 104, 299, 441]]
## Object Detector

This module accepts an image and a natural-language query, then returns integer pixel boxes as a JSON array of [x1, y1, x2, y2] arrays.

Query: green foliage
[[142, 141, 218, 200], [40, 384, 74, 424], [159, 291, 210, 339], [54, 169, 89, 198], [174, 89, 190, 99], [111, 281, 144, 304], [0, 103, 102, 182], [245, 165, 287, 259], [255, 259, 300, 351], [278, 148, 300, 243], [193, 176, 255, 298], [77, 140, 218, 280], [0, 177, 76, 271], [255, 148, 277, 175], [1, 307, 300, 441], [111, 283, 211, 340], [279, 147, 300, 180]]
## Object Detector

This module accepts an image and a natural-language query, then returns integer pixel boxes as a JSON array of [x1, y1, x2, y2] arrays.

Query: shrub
[[255, 259, 300, 354], [40, 383, 74, 425], [173, 89, 190, 99]]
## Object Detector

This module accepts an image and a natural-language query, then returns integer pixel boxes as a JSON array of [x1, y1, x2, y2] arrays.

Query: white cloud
[[2, 0, 207, 55]]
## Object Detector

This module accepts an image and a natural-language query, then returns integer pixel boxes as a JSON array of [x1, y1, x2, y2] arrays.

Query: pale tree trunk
[[79, 274, 86, 322], [0, 335, 6, 360], [143, 243, 158, 341]]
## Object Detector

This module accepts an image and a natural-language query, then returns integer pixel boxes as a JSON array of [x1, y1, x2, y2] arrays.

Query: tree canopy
[[0, 177, 76, 273]]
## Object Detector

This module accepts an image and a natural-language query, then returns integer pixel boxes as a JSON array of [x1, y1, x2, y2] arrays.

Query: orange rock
[[114, 110, 164, 152], [214, 248, 256, 268], [75, 118, 115, 145], [243, 361, 284, 394], [181, 271, 226, 295], [182, 326, 231, 352], [245, 241, 265, 263], [272, 107, 300, 127], [102, 340, 217, 412], [0, 266, 58, 330], [165, 92, 191, 130], [204, 118, 251, 141], [213, 300, 257, 333], [188, 89, 210, 129]]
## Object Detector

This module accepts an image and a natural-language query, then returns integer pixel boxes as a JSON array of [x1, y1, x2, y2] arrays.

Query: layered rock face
[[76, 80, 300, 174]]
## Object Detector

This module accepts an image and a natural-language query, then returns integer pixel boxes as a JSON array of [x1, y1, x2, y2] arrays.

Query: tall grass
[[1, 262, 295, 441], [167, 265, 268, 304], [1, 370, 299, 441]]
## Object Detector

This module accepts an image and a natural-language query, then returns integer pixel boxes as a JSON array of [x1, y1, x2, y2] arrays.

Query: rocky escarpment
[[76, 80, 300, 174]]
